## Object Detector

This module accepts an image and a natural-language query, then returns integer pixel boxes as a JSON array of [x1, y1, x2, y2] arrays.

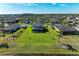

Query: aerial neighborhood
[[0, 14, 79, 55]]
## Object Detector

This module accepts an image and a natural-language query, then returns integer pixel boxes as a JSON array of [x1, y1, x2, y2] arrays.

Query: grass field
[[0, 25, 79, 55], [14, 25, 59, 54]]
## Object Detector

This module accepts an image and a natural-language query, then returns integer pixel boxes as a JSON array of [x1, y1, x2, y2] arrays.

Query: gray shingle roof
[[54, 24, 78, 32], [3, 23, 20, 31], [32, 22, 43, 28]]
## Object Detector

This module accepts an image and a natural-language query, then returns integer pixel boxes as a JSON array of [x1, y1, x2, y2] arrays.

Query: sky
[[0, 3, 79, 14]]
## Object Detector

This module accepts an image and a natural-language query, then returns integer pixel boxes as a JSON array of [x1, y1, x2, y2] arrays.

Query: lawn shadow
[[63, 44, 78, 52], [32, 28, 49, 33]]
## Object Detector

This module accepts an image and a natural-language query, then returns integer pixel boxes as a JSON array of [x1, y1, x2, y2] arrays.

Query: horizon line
[[0, 13, 79, 14]]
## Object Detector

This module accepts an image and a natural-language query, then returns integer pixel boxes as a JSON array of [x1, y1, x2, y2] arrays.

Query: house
[[32, 22, 44, 32], [74, 24, 79, 31], [3, 23, 20, 33], [6, 19, 19, 24], [21, 20, 30, 24], [4, 23, 9, 27], [52, 21, 61, 25], [76, 17, 79, 20], [54, 24, 79, 35], [67, 16, 75, 20], [20, 23, 27, 29]]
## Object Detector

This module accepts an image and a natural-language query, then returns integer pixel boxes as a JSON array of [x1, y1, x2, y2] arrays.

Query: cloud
[[59, 4, 69, 7], [52, 3, 56, 5], [60, 4, 65, 6], [22, 3, 38, 7]]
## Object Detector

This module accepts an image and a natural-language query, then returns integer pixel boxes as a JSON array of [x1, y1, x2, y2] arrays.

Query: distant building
[[6, 19, 19, 24], [20, 23, 27, 29], [67, 16, 75, 20], [21, 20, 30, 24], [76, 17, 79, 20], [52, 21, 61, 25], [4, 23, 9, 27]]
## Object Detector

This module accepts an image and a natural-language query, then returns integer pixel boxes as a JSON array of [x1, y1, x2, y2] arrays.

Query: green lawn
[[0, 25, 79, 55], [14, 25, 59, 54]]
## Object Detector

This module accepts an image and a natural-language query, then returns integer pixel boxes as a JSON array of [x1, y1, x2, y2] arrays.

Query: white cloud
[[52, 3, 56, 5], [60, 4, 65, 6], [59, 4, 69, 7], [22, 3, 38, 7]]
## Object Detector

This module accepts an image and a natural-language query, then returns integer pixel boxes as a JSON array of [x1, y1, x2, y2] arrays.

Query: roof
[[20, 23, 27, 28], [32, 27, 43, 31], [32, 22, 43, 28], [21, 20, 30, 24], [4, 23, 9, 27], [6, 19, 18, 23], [54, 24, 78, 32], [3, 23, 20, 31]]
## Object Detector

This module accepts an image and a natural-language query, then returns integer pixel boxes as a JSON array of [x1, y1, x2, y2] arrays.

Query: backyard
[[14, 25, 59, 54], [0, 25, 79, 55]]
